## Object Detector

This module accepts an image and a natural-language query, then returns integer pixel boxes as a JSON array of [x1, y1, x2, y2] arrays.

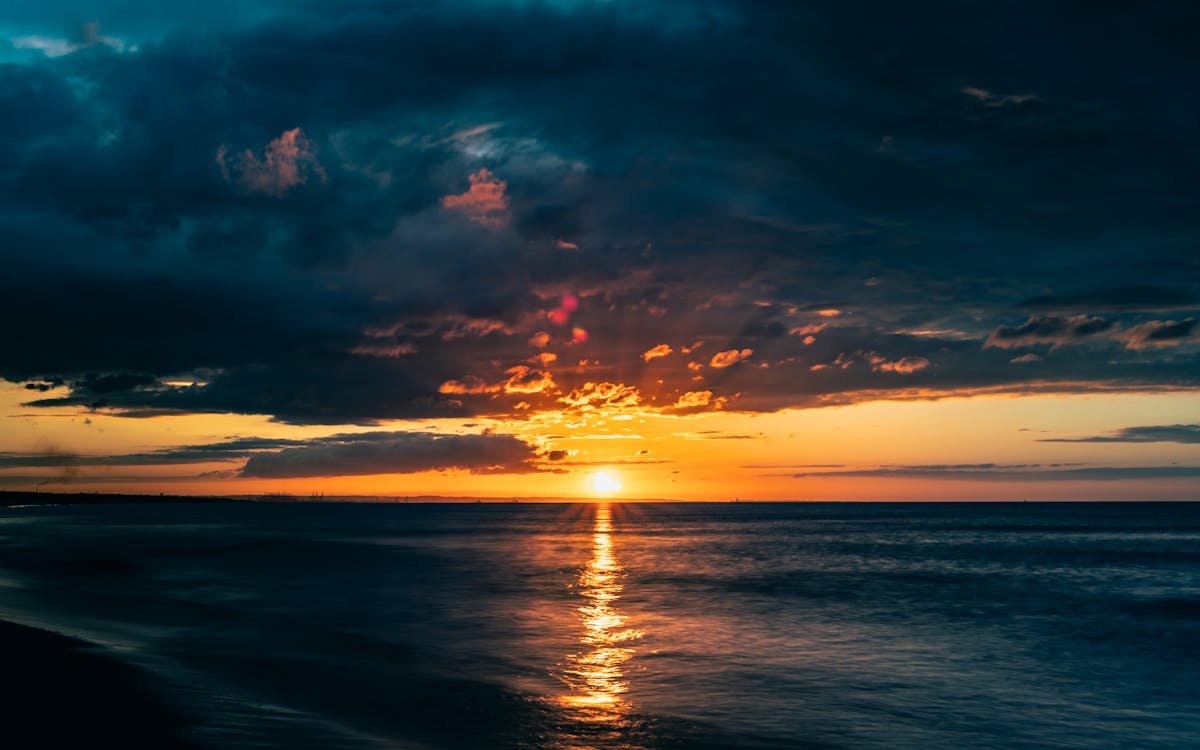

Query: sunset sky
[[1, 1, 1197, 500]]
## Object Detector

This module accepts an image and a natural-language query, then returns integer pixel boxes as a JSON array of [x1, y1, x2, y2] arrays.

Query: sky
[[1, 0, 1198, 500]]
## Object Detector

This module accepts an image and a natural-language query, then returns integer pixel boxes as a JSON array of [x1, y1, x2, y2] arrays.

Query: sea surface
[[1, 501, 1198, 749]]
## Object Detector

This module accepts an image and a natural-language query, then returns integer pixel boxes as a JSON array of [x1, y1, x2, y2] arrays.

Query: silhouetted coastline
[[0, 490, 240, 507]]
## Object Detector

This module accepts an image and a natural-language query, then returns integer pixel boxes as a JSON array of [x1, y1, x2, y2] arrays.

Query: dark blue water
[[1, 502, 1198, 749]]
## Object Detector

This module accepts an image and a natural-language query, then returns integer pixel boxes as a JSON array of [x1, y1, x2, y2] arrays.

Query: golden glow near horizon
[[2, 381, 1198, 500], [558, 503, 642, 724]]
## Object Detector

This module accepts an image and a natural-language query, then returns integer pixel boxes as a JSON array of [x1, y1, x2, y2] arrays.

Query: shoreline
[[0, 617, 198, 749]]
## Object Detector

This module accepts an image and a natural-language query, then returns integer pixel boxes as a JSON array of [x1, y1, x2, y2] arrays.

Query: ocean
[[1, 501, 1197, 749]]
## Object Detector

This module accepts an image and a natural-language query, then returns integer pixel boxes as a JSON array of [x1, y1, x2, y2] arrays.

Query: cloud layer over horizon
[[2, 0, 1198, 435]]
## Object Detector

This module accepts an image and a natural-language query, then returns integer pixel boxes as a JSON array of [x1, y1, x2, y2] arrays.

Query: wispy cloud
[[772, 463, 1200, 480], [1039, 424, 1200, 444], [960, 86, 1038, 107]]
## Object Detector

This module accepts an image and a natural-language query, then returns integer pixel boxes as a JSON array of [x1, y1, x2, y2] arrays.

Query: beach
[[0, 617, 197, 749]]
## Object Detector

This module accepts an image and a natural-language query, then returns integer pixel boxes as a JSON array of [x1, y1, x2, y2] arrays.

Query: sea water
[[0, 501, 1197, 749]]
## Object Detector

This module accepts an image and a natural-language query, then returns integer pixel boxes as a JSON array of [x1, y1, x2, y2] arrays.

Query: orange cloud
[[665, 389, 729, 415], [217, 128, 325, 197], [529, 331, 551, 348], [789, 323, 826, 336], [642, 344, 673, 362], [560, 382, 641, 410], [501, 366, 556, 394], [438, 375, 496, 395], [440, 168, 510, 228], [555, 239, 579, 250], [674, 390, 712, 408], [872, 355, 931, 374], [710, 348, 753, 368], [439, 365, 557, 396]]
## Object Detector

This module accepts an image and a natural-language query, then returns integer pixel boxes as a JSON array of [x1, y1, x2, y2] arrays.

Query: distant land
[[0, 490, 242, 507], [0, 490, 660, 506], [3, 491, 1195, 507]]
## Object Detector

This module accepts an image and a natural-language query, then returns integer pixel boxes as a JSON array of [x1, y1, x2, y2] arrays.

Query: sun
[[589, 471, 622, 497]]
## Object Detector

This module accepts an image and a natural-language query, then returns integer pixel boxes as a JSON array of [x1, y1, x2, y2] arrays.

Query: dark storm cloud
[[21, 355, 469, 425], [0, 436, 301, 468], [985, 315, 1115, 350], [1040, 424, 1200, 444], [0, 430, 546, 478], [2, 0, 1199, 423], [239, 431, 542, 478]]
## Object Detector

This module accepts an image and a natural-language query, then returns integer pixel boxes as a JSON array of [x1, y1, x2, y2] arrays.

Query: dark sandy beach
[[0, 618, 197, 749]]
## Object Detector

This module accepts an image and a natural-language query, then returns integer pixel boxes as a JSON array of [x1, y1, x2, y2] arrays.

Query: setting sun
[[590, 471, 622, 497]]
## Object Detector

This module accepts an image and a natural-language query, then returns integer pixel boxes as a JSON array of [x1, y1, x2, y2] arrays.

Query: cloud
[[1039, 424, 1200, 444], [12, 22, 129, 58], [789, 323, 826, 337], [985, 315, 1114, 349], [438, 375, 496, 395], [438, 365, 556, 397], [239, 431, 543, 477], [776, 463, 1200, 480], [1, 1, 1199, 429], [960, 86, 1037, 107], [560, 382, 640, 410], [501, 365, 556, 394], [871, 355, 930, 374], [642, 343, 673, 362], [709, 348, 753, 368], [350, 342, 418, 358], [1118, 318, 1198, 349], [440, 168, 511, 227], [438, 316, 512, 341], [673, 390, 713, 409], [217, 128, 326, 197], [664, 389, 728, 415], [0, 436, 301, 468]]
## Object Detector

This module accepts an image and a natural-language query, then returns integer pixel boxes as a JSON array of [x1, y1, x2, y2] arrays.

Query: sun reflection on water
[[558, 503, 643, 730]]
